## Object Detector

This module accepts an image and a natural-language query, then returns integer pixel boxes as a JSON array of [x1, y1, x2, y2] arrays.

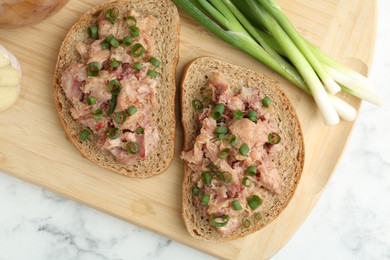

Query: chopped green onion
[[123, 36, 131, 46], [239, 143, 249, 156], [232, 200, 242, 211], [87, 26, 99, 39], [127, 106, 137, 116], [217, 148, 230, 159], [215, 126, 228, 134], [192, 99, 204, 110], [242, 177, 252, 187], [109, 36, 120, 48], [114, 111, 127, 124], [131, 43, 145, 57], [192, 186, 200, 195], [133, 62, 143, 71], [247, 110, 257, 122], [130, 26, 140, 37], [87, 62, 101, 77], [201, 171, 212, 185], [104, 7, 119, 24], [210, 215, 230, 227], [136, 127, 144, 134], [268, 133, 281, 144], [101, 40, 110, 50], [254, 213, 263, 221], [125, 16, 137, 29], [246, 166, 257, 176], [262, 96, 272, 108], [93, 109, 103, 120], [149, 57, 161, 67], [215, 171, 232, 183], [107, 127, 120, 139], [107, 96, 117, 116], [207, 164, 218, 172], [248, 195, 262, 210], [242, 219, 251, 228], [216, 133, 226, 140], [147, 69, 158, 78], [79, 129, 90, 141], [109, 59, 121, 69], [233, 109, 243, 119], [201, 194, 210, 206], [108, 79, 122, 95], [212, 103, 225, 120], [228, 135, 238, 146], [126, 141, 139, 155], [87, 96, 96, 105]]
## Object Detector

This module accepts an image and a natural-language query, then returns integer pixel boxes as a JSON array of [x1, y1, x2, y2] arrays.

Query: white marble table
[[1, 1, 389, 259]]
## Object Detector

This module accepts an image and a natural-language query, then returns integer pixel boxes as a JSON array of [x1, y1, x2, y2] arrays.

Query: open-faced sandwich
[[180, 57, 305, 241], [53, 0, 180, 177]]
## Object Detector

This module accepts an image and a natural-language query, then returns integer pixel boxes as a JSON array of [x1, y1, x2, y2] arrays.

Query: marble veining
[[1, 0, 389, 259]]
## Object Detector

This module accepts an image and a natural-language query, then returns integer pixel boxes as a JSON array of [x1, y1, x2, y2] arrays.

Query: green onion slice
[[228, 135, 238, 146], [87, 96, 97, 105], [130, 26, 140, 37], [268, 133, 281, 144], [107, 127, 120, 140], [192, 99, 204, 110], [192, 186, 200, 195], [233, 110, 243, 119], [108, 79, 122, 95], [239, 143, 250, 156], [127, 106, 137, 116], [131, 43, 145, 57], [109, 59, 121, 69], [215, 171, 232, 184], [254, 213, 263, 221], [242, 219, 251, 228], [216, 133, 226, 140], [107, 95, 117, 116], [136, 127, 144, 134], [87, 26, 99, 39], [242, 177, 252, 187], [133, 62, 143, 71], [212, 103, 225, 121], [123, 36, 131, 46], [217, 148, 230, 159], [232, 200, 242, 211], [246, 166, 257, 176], [101, 40, 110, 50], [149, 57, 161, 67], [104, 7, 119, 24], [126, 141, 139, 155], [114, 111, 127, 124], [210, 215, 230, 227], [201, 194, 210, 206], [248, 195, 262, 210], [247, 110, 257, 122], [207, 164, 218, 172], [262, 96, 272, 108], [93, 109, 104, 120], [215, 126, 228, 134], [79, 129, 90, 141], [201, 171, 212, 185], [110, 37, 120, 48], [147, 69, 158, 78], [87, 62, 102, 77], [125, 16, 137, 29]]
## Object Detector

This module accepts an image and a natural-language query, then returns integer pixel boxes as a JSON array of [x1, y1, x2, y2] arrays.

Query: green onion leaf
[[192, 99, 204, 110], [246, 166, 257, 176], [114, 111, 127, 124], [216, 133, 226, 140], [87, 96, 97, 105], [104, 8, 119, 24], [247, 110, 257, 122], [248, 195, 262, 210], [201, 171, 212, 185], [147, 69, 158, 78], [192, 186, 200, 195], [109, 59, 121, 69], [101, 40, 110, 50], [126, 141, 139, 155], [207, 164, 218, 172], [233, 109, 243, 119], [87, 26, 99, 39], [133, 62, 143, 71], [228, 135, 238, 146], [201, 194, 210, 206], [108, 79, 122, 95], [127, 106, 137, 116], [210, 215, 230, 227], [268, 133, 281, 144], [242, 177, 252, 187], [212, 103, 225, 121], [109, 37, 120, 48], [215, 171, 232, 183], [125, 16, 137, 29], [130, 26, 140, 37], [262, 96, 272, 107], [232, 200, 242, 211], [93, 109, 104, 120], [242, 219, 251, 228], [136, 127, 144, 134], [79, 129, 91, 141], [239, 143, 249, 156], [131, 43, 145, 57], [215, 126, 228, 134], [107, 127, 120, 140], [107, 95, 117, 116], [217, 148, 230, 159], [149, 57, 161, 67], [87, 62, 102, 77], [123, 36, 131, 46]]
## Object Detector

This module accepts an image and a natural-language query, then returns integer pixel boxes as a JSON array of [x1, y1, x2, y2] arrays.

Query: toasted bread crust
[[180, 57, 305, 241], [53, 0, 180, 178]]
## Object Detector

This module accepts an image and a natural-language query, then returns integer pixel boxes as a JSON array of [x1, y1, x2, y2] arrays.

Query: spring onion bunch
[[172, 0, 381, 125]]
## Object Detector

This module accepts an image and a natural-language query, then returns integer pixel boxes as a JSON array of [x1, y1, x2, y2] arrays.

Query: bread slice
[[53, 0, 180, 178], [180, 57, 305, 241]]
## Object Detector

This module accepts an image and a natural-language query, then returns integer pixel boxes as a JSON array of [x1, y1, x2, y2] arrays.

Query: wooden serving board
[[0, 0, 377, 259]]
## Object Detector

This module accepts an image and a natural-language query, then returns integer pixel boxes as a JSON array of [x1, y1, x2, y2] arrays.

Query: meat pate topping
[[61, 6, 160, 164], [181, 73, 285, 234]]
